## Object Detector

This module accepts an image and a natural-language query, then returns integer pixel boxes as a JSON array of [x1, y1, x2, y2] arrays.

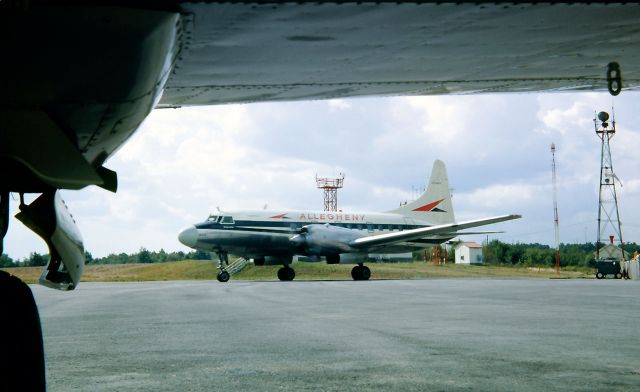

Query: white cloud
[[327, 99, 352, 111]]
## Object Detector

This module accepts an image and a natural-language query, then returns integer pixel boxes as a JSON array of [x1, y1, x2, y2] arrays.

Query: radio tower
[[316, 173, 344, 212], [551, 143, 560, 274], [594, 110, 625, 259]]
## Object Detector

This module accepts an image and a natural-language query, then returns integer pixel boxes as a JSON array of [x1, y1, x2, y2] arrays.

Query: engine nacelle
[[289, 224, 364, 256], [337, 253, 369, 264], [264, 255, 293, 265], [15, 191, 84, 290]]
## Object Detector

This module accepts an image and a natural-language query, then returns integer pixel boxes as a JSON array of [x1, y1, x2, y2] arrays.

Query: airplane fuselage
[[182, 210, 452, 261]]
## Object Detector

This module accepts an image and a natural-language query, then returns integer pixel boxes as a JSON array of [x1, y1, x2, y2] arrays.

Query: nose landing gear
[[216, 252, 230, 282]]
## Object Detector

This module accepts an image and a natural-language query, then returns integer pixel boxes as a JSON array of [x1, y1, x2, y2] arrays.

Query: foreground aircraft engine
[[289, 224, 365, 263], [1, 5, 184, 389], [15, 191, 84, 290]]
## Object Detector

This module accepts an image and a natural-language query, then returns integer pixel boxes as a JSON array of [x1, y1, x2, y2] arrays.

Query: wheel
[[615, 272, 623, 279], [217, 270, 230, 282], [285, 267, 295, 281], [351, 265, 362, 280], [361, 266, 371, 280], [278, 267, 295, 281], [596, 272, 604, 279], [253, 257, 265, 266]]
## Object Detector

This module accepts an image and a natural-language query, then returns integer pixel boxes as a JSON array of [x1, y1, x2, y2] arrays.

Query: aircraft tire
[[0, 271, 46, 392], [253, 257, 265, 266], [361, 266, 371, 280], [278, 267, 295, 281], [217, 271, 230, 282], [351, 266, 362, 280]]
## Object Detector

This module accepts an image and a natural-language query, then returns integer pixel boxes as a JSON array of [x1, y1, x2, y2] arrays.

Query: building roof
[[455, 242, 483, 249]]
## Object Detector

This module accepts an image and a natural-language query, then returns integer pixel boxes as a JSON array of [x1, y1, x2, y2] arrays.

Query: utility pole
[[594, 110, 625, 260], [551, 143, 560, 274]]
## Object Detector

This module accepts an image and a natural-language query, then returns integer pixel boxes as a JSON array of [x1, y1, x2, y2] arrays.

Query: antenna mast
[[316, 174, 345, 212], [594, 110, 625, 259], [551, 143, 560, 274]]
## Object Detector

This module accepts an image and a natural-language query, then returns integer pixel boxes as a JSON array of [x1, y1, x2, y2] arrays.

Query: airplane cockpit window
[[220, 216, 235, 224], [207, 215, 219, 222]]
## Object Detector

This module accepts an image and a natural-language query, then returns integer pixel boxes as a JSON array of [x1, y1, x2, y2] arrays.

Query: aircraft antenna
[[551, 143, 560, 274], [316, 173, 344, 212], [594, 109, 625, 260]]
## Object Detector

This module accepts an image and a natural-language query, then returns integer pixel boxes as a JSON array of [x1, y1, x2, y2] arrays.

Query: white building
[[454, 242, 484, 265]]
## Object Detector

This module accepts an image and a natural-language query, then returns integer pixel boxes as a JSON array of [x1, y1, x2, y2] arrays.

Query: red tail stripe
[[412, 198, 445, 212]]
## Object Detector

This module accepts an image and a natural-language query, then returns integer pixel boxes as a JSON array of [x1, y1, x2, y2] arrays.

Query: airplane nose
[[178, 225, 198, 248]]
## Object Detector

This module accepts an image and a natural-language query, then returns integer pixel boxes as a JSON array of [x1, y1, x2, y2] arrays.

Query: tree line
[[2, 241, 639, 269], [418, 240, 640, 268], [0, 247, 213, 268], [481, 240, 639, 268]]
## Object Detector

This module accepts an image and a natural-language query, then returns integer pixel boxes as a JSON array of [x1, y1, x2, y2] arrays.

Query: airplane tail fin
[[387, 159, 455, 225]]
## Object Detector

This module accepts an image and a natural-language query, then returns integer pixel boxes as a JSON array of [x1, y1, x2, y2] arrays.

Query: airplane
[[177, 160, 521, 282], [1, 2, 639, 390]]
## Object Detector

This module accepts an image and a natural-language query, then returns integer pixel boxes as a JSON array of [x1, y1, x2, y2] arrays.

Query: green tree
[[188, 250, 212, 260], [0, 254, 15, 268], [138, 247, 152, 263], [26, 252, 48, 267]]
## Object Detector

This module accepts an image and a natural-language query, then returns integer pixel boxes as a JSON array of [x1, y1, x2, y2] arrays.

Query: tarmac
[[32, 279, 640, 391]]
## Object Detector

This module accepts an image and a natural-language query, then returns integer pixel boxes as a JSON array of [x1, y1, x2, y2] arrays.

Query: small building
[[454, 242, 484, 265]]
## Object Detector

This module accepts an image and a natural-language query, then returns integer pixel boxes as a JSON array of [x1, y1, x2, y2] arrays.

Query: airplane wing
[[160, 2, 640, 107], [349, 214, 521, 249]]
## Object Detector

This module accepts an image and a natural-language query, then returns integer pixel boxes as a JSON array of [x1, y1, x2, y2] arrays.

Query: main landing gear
[[216, 252, 230, 282], [351, 264, 371, 281], [277, 265, 295, 281]]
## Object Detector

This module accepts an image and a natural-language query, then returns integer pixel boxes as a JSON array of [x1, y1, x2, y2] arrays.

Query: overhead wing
[[161, 2, 640, 106], [349, 214, 521, 250]]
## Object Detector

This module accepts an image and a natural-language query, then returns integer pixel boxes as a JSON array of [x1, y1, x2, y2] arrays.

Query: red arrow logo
[[412, 198, 445, 212]]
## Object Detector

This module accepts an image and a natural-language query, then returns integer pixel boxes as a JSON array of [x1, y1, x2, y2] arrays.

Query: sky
[[4, 92, 640, 259]]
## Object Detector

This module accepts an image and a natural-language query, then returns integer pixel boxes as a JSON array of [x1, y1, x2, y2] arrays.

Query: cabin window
[[220, 216, 235, 224], [207, 215, 218, 222]]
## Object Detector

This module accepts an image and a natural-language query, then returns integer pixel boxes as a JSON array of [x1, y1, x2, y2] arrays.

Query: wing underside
[[161, 2, 640, 107]]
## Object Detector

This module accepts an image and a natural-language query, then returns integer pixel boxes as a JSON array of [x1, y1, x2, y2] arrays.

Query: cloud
[[327, 99, 352, 111]]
